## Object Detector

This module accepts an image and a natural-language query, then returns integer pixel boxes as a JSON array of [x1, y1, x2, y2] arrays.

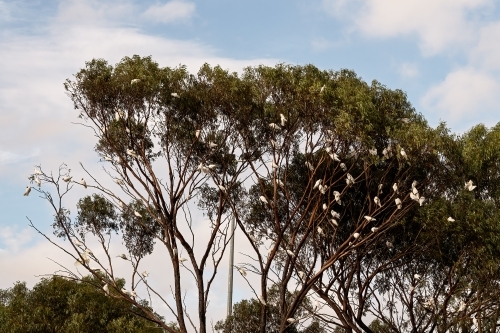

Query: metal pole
[[227, 215, 236, 317]]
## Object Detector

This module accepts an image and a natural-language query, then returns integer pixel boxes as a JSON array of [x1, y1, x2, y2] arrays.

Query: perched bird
[[269, 123, 281, 130], [286, 250, 295, 257], [84, 248, 93, 256], [317, 226, 324, 235], [399, 118, 410, 124], [115, 178, 125, 185], [237, 266, 247, 277], [34, 168, 42, 175], [331, 210, 340, 219], [330, 153, 341, 162], [259, 196, 268, 204], [271, 161, 279, 169], [378, 183, 383, 193], [270, 139, 278, 148], [393, 183, 398, 193], [369, 148, 377, 156], [364, 216, 376, 222], [142, 271, 149, 278], [80, 178, 87, 189], [195, 130, 201, 138], [465, 180, 476, 191], [346, 173, 355, 185], [322, 203, 327, 211], [400, 148, 408, 159], [286, 318, 297, 324], [207, 164, 218, 170], [458, 300, 466, 312], [319, 184, 328, 194], [371, 227, 379, 233], [179, 258, 188, 263], [118, 254, 128, 260], [298, 271, 305, 281], [23, 186, 31, 196], [386, 240, 394, 248], [115, 111, 120, 121], [330, 219, 339, 227], [418, 197, 425, 206], [395, 198, 402, 209], [130, 79, 140, 84], [410, 192, 419, 201], [353, 233, 360, 239], [447, 216, 455, 222], [134, 211, 142, 218], [408, 286, 415, 293], [414, 274, 421, 280], [129, 290, 137, 298], [412, 180, 418, 189], [126, 149, 138, 158], [35, 177, 41, 187], [171, 92, 180, 98], [258, 295, 267, 306], [374, 196, 382, 208], [320, 85, 325, 93], [74, 238, 84, 247], [208, 141, 217, 148], [103, 155, 113, 161], [339, 163, 347, 171], [333, 191, 341, 204], [280, 113, 287, 127], [276, 179, 285, 187], [62, 176, 72, 182], [313, 179, 322, 189], [103, 284, 109, 295], [217, 185, 227, 193], [305, 161, 314, 171]]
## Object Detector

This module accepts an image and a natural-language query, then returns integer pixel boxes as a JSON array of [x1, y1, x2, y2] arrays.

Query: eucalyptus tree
[[26, 55, 483, 333]]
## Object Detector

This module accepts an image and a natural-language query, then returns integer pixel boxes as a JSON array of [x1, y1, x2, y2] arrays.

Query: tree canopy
[[24, 55, 500, 333]]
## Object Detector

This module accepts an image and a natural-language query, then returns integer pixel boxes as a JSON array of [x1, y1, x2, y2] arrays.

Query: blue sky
[[1, 0, 499, 326]]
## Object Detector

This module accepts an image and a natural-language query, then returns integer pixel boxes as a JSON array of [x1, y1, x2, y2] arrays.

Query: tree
[[0, 275, 165, 333], [26, 55, 500, 333]]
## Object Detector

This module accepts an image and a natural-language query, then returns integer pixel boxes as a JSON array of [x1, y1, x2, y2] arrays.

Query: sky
[[1, 0, 500, 328]]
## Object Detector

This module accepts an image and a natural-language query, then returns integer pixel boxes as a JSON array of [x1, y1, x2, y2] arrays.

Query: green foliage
[[0, 276, 164, 333]]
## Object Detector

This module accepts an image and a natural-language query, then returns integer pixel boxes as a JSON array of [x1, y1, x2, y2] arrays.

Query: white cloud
[[421, 68, 500, 126], [470, 21, 500, 71], [141, 0, 195, 23], [398, 62, 419, 78]]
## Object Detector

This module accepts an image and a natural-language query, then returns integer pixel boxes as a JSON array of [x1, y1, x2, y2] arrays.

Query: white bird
[[399, 118, 410, 123], [34, 168, 42, 175], [447, 216, 455, 222], [374, 196, 381, 208], [473, 317, 478, 327], [286, 250, 295, 257], [339, 163, 347, 171], [392, 183, 398, 193], [125, 127, 130, 133], [412, 180, 418, 189], [23, 186, 31, 196], [298, 271, 305, 280], [62, 176, 72, 182], [269, 123, 281, 130], [142, 271, 149, 278], [276, 179, 285, 187], [35, 177, 41, 187], [131, 79, 140, 84], [465, 180, 476, 191], [418, 197, 425, 206], [334, 191, 341, 204], [409, 286, 415, 293], [217, 184, 227, 193], [353, 232, 360, 239], [237, 266, 247, 277], [410, 192, 419, 201], [346, 173, 355, 185], [134, 211, 142, 218], [331, 210, 340, 219], [126, 149, 138, 158], [84, 248, 93, 256], [116, 156, 122, 163], [364, 216, 376, 222], [74, 238, 84, 247], [412, 186, 419, 195], [319, 184, 328, 194], [280, 113, 287, 127], [129, 290, 138, 298], [115, 178, 125, 185], [271, 161, 279, 169], [378, 183, 383, 193], [171, 92, 180, 98], [317, 226, 324, 235], [458, 300, 466, 312], [320, 85, 325, 93], [115, 112, 120, 121], [369, 148, 377, 156], [118, 254, 128, 260], [400, 148, 407, 159], [208, 141, 217, 148], [330, 219, 338, 227], [322, 203, 327, 211], [80, 178, 87, 189], [103, 284, 109, 295], [313, 179, 322, 189], [414, 274, 421, 280], [305, 161, 314, 171], [371, 227, 379, 233], [195, 130, 201, 138], [386, 240, 393, 248], [259, 196, 268, 204], [382, 148, 389, 158], [395, 198, 402, 209], [258, 295, 267, 306], [286, 318, 297, 324], [179, 257, 188, 263], [207, 164, 218, 169], [330, 153, 341, 162], [270, 139, 278, 148]]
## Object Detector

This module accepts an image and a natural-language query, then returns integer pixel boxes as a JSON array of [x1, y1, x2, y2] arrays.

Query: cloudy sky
[[1, 0, 499, 327]]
